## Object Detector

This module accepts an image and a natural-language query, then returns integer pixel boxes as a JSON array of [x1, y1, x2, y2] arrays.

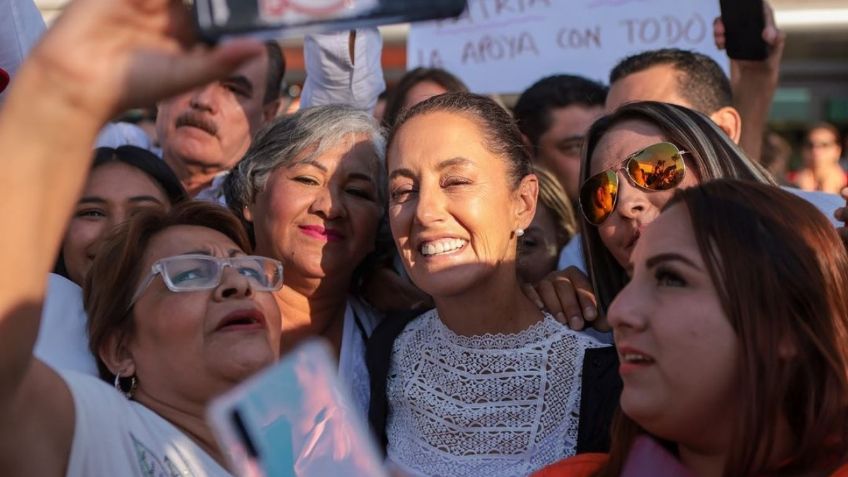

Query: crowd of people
[[0, 0, 847, 476]]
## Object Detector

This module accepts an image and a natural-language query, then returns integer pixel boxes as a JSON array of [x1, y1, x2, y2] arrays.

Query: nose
[[309, 185, 346, 220], [614, 171, 652, 222], [189, 84, 220, 114], [413, 181, 446, 227], [606, 278, 648, 336], [214, 266, 254, 301]]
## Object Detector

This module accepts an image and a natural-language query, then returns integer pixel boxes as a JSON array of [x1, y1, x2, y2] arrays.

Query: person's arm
[[715, 1, 785, 163], [0, 0, 262, 473], [300, 28, 386, 111]]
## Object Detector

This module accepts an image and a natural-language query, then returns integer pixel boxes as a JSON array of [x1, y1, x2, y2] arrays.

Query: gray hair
[[224, 105, 387, 220]]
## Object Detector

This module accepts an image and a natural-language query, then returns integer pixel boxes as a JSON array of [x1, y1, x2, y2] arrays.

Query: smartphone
[[719, 0, 768, 61], [193, 0, 468, 42], [207, 339, 388, 477]]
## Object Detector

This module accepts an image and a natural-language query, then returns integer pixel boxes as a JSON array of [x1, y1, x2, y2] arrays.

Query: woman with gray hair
[[224, 104, 387, 411]]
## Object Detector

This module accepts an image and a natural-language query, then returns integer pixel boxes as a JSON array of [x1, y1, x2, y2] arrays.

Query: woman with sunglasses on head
[[535, 179, 848, 477], [35, 146, 189, 375], [527, 101, 775, 331], [369, 92, 613, 477]]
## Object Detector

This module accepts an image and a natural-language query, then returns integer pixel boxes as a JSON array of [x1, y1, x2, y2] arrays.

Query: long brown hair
[[84, 201, 252, 381], [598, 180, 848, 476]]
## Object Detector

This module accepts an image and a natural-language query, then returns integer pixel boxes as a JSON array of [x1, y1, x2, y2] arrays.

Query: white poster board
[[407, 0, 729, 94]]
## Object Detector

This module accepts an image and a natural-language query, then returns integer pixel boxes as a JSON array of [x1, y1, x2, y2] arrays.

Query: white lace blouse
[[385, 309, 606, 477]]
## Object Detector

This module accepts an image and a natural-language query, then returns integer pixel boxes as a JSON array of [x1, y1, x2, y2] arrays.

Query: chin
[[409, 266, 489, 299]]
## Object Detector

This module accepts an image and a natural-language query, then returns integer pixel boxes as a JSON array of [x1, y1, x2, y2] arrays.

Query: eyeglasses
[[129, 254, 284, 307], [578, 142, 687, 225]]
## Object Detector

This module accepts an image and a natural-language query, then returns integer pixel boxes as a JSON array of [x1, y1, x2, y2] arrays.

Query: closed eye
[[76, 209, 106, 218], [441, 176, 472, 188], [294, 176, 320, 186], [390, 187, 416, 204]]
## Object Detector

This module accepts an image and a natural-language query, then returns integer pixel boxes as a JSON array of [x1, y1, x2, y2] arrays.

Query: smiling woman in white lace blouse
[[374, 92, 612, 477]]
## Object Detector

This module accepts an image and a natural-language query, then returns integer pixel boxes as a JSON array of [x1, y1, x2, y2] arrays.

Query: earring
[[515, 228, 525, 237], [114, 371, 137, 399]]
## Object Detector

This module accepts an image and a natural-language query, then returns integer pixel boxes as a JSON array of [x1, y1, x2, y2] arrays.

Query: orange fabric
[[532, 453, 609, 477], [831, 462, 848, 476]]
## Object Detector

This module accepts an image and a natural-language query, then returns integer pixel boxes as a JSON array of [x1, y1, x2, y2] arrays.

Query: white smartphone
[[207, 339, 388, 477]]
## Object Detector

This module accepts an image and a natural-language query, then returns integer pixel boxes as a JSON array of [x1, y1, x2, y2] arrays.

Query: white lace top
[[385, 309, 606, 477]]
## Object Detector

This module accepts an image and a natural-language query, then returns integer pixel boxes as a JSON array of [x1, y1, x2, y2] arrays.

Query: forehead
[[631, 204, 699, 266], [144, 225, 241, 266], [606, 64, 692, 113], [589, 120, 668, 174], [543, 105, 605, 139], [85, 162, 164, 198], [389, 111, 502, 171], [292, 133, 381, 174], [808, 128, 837, 140]]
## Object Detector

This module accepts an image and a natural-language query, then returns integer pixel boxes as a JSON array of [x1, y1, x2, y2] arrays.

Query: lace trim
[[430, 309, 571, 350]]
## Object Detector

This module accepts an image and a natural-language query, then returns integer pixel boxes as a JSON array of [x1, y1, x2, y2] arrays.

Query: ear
[[709, 106, 742, 144], [513, 174, 539, 233], [262, 99, 281, 123], [99, 332, 135, 378], [243, 204, 255, 224]]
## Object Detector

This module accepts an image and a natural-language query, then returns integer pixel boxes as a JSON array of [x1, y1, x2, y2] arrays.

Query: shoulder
[[531, 453, 608, 477]]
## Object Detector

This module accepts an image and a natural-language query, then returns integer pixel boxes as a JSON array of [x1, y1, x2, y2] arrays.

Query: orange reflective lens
[[579, 142, 686, 225]]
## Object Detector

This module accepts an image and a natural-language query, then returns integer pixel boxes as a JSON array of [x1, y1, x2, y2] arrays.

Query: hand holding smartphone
[[719, 0, 769, 60], [207, 339, 388, 477], [193, 0, 467, 42]]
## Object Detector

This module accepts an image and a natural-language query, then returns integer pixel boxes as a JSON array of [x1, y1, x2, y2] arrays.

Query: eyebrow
[[181, 249, 243, 257], [389, 157, 474, 181], [78, 195, 165, 205], [223, 75, 254, 96], [558, 135, 584, 143], [645, 253, 700, 271], [293, 159, 376, 184]]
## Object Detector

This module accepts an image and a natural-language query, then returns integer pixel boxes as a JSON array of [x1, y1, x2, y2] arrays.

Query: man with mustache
[[156, 41, 286, 198]]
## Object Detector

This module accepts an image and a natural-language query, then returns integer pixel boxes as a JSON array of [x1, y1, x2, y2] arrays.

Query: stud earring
[[515, 228, 525, 237]]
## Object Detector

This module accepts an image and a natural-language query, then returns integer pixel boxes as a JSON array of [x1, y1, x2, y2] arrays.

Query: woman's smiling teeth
[[420, 238, 467, 256]]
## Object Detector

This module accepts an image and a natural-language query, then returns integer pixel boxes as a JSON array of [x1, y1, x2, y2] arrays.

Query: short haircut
[[513, 74, 608, 148], [389, 92, 532, 189], [580, 101, 775, 313], [609, 48, 732, 114], [382, 67, 469, 128], [85, 201, 252, 381], [224, 104, 387, 241], [805, 121, 842, 143], [263, 41, 286, 105]]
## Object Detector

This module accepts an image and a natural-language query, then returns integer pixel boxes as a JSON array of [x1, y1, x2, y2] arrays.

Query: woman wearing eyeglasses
[[535, 180, 848, 476], [369, 92, 611, 477]]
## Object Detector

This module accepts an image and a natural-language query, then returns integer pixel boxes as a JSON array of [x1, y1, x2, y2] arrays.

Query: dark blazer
[[366, 312, 622, 455]]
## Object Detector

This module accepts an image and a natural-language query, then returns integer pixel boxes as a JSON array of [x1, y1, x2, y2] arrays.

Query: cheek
[[63, 221, 104, 257]]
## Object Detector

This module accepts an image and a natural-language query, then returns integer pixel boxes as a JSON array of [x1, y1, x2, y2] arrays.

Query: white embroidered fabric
[[385, 309, 606, 477]]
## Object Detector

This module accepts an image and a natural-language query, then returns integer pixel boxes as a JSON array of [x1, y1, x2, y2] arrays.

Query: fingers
[[534, 274, 584, 330], [522, 283, 544, 309], [563, 267, 598, 322]]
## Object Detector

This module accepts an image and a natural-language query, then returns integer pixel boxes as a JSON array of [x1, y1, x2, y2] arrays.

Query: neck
[[274, 273, 351, 357], [134, 389, 227, 469], [678, 446, 727, 477], [433, 265, 541, 336], [163, 153, 226, 197]]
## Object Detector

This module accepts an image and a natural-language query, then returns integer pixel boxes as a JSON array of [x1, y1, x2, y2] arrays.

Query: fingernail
[[556, 312, 566, 322], [536, 300, 544, 309], [584, 306, 597, 320]]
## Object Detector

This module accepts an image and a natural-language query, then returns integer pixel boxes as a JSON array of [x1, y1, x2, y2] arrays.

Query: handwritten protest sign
[[407, 0, 728, 94]]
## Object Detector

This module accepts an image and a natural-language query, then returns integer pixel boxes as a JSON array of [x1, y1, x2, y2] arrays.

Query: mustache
[[175, 112, 218, 136]]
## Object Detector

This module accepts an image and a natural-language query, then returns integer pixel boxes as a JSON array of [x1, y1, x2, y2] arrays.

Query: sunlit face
[[402, 81, 448, 111], [517, 205, 567, 284], [606, 64, 692, 113], [608, 204, 739, 449], [128, 225, 281, 400], [156, 54, 269, 179], [803, 127, 842, 168], [63, 162, 170, 286], [387, 111, 536, 298], [534, 105, 605, 201], [247, 135, 383, 282], [589, 120, 699, 267]]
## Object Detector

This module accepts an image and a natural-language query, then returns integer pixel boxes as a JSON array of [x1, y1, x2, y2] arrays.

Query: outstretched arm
[[0, 0, 262, 474]]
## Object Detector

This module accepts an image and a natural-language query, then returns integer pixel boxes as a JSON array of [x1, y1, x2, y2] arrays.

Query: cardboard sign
[[407, 0, 729, 94]]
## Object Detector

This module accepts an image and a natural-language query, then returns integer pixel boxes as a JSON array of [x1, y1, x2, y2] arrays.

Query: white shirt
[[62, 371, 231, 477], [339, 296, 381, 415], [35, 274, 98, 376], [0, 0, 44, 102], [386, 310, 605, 477]]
